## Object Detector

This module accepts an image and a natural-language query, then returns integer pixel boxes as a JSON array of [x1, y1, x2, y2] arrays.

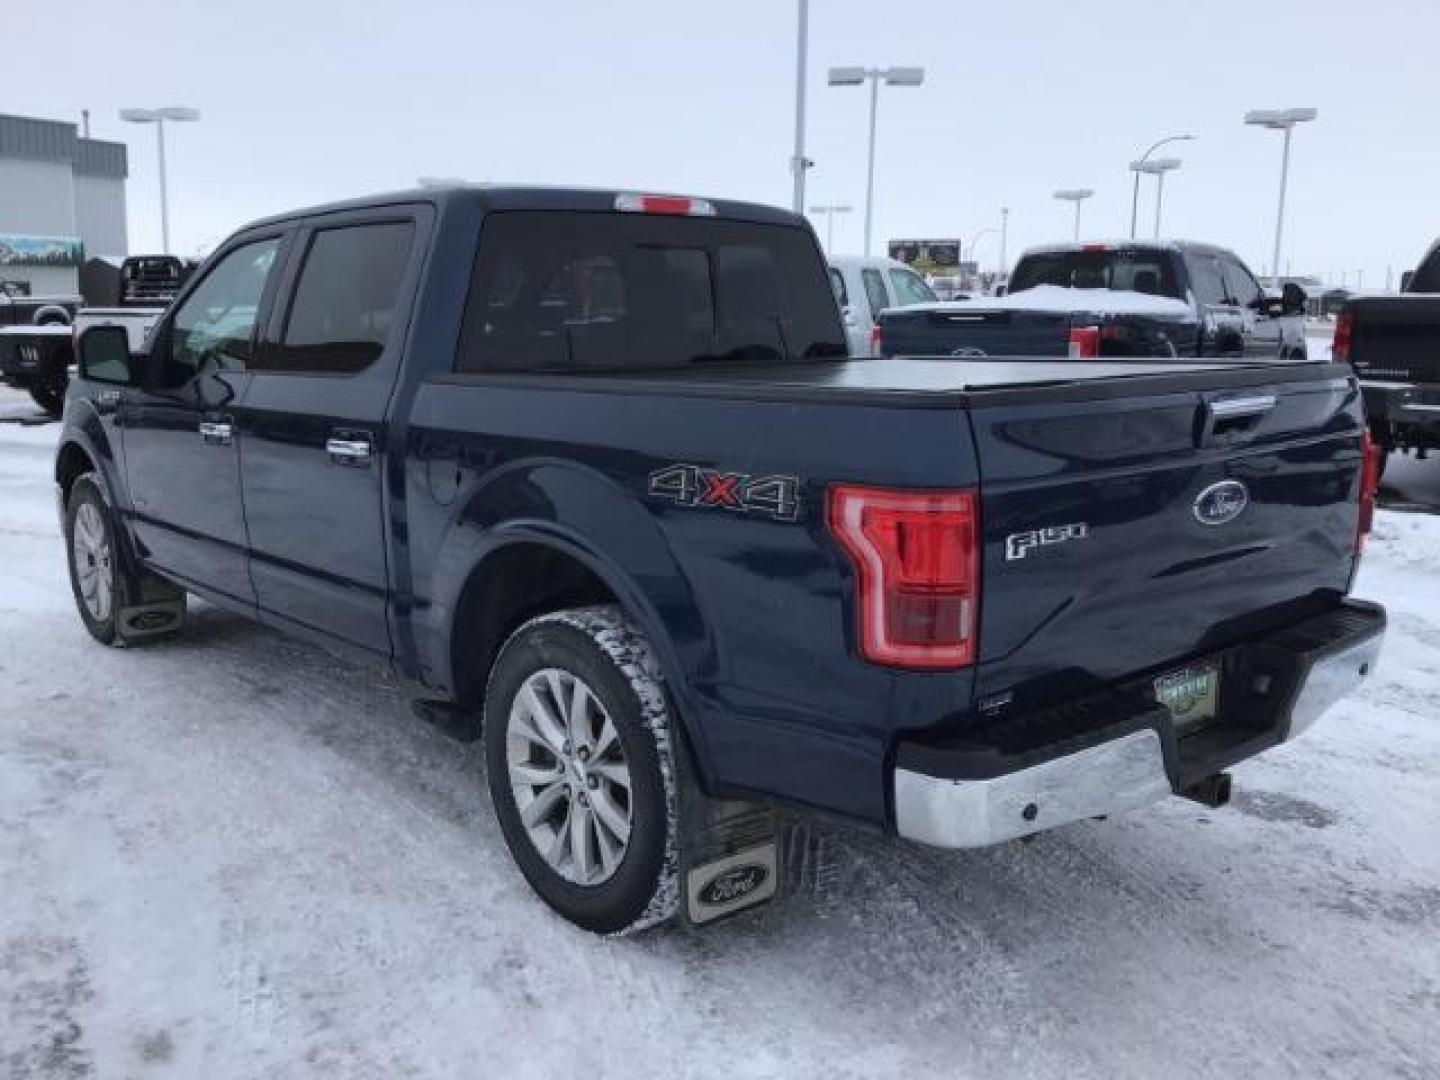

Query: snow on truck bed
[[2, 385, 1438, 1079], [927, 283, 1193, 317]]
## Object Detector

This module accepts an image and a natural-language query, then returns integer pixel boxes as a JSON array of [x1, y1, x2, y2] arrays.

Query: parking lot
[[3, 384, 1437, 1079]]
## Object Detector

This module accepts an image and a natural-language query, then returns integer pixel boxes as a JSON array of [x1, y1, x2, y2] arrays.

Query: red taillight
[[1068, 325, 1101, 358], [613, 192, 716, 216], [868, 323, 883, 356], [1333, 309, 1354, 362], [828, 485, 979, 669], [1082, 243, 1108, 252], [1357, 429, 1381, 552]]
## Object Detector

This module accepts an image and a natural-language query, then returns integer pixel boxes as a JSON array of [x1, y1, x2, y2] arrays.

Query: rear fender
[[418, 457, 717, 782]]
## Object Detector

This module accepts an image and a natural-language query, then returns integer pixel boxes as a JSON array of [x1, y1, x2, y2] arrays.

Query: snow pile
[[1, 386, 1438, 1079], [941, 284, 1193, 317]]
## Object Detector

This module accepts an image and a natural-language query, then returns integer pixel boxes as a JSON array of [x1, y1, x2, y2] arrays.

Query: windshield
[[1009, 249, 1181, 299], [458, 212, 847, 373]]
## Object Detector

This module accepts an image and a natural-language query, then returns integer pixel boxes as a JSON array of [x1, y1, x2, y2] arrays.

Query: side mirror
[[994, 284, 1008, 297], [77, 325, 136, 386]]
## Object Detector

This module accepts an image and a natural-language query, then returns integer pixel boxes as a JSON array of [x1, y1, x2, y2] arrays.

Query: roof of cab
[[243, 185, 806, 231], [1018, 239, 1236, 258]]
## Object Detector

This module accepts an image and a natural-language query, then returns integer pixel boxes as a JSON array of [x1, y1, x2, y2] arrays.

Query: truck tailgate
[[969, 368, 1363, 708], [1347, 295, 1440, 383], [883, 307, 1070, 357]]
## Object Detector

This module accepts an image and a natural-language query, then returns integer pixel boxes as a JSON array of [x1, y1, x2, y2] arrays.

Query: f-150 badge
[[1005, 522, 1089, 561], [648, 464, 800, 521]]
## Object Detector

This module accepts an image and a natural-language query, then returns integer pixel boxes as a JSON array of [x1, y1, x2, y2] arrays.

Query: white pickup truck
[[0, 255, 189, 415]]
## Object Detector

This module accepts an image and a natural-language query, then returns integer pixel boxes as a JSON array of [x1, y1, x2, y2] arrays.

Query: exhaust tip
[[1180, 772, 1233, 809]]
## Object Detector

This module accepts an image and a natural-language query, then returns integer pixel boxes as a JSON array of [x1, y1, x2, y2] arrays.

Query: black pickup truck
[[58, 187, 1385, 934], [1335, 239, 1440, 466], [878, 241, 1309, 362]]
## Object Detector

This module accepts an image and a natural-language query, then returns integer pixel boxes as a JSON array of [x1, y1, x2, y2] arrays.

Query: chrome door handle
[[199, 420, 234, 445], [326, 436, 373, 466]]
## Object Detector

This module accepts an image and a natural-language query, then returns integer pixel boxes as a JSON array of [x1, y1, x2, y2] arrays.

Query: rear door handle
[[326, 433, 374, 466], [199, 419, 234, 446]]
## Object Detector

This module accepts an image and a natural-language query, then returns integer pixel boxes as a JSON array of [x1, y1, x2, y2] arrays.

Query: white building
[[0, 113, 128, 297]]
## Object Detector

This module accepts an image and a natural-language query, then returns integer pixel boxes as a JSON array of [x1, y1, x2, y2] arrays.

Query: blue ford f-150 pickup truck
[[58, 186, 1385, 934]]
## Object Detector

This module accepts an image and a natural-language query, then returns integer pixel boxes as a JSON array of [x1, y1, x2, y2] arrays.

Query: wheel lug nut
[[561, 741, 572, 756], [587, 776, 598, 790], [578, 746, 590, 762]]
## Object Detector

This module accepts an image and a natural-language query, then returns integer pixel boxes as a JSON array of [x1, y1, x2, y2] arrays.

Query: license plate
[[1154, 661, 1221, 734]]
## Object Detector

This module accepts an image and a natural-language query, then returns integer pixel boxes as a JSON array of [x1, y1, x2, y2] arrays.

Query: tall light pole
[[1129, 134, 1193, 238], [828, 65, 925, 255], [1130, 158, 1181, 239], [999, 206, 1009, 279], [1245, 107, 1318, 279], [120, 106, 201, 253], [808, 204, 853, 253], [790, 0, 811, 212], [1053, 189, 1094, 241]]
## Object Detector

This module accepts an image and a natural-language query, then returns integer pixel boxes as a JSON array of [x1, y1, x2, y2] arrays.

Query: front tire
[[64, 474, 184, 646], [484, 606, 679, 935]]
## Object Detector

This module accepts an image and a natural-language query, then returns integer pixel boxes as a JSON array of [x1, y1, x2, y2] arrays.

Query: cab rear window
[[1009, 250, 1181, 298], [457, 212, 846, 373]]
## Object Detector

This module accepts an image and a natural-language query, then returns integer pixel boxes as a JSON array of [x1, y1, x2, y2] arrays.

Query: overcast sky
[[14, 0, 1439, 286]]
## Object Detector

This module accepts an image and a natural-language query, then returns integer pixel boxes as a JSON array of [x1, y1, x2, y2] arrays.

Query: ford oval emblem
[[1193, 480, 1249, 526], [698, 864, 769, 907]]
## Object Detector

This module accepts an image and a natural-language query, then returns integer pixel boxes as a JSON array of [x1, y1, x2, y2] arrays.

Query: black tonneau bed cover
[[439, 357, 1353, 408]]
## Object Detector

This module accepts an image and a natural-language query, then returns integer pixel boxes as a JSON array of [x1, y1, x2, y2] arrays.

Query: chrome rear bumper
[[894, 605, 1385, 849]]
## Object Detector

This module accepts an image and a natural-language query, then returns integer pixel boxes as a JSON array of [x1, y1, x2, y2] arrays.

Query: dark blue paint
[[55, 186, 1369, 832]]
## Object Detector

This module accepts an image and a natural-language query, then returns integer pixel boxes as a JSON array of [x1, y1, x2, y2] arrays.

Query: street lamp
[[790, 0, 812, 212], [1130, 158, 1182, 239], [808, 204, 853, 253], [1245, 107, 1318, 279], [999, 206, 1009, 279], [120, 106, 201, 254], [1129, 134, 1194, 238], [828, 64, 925, 256], [1053, 189, 1094, 241]]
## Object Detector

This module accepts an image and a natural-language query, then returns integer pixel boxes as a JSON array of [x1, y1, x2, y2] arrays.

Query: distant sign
[[0, 234, 84, 268], [888, 239, 961, 271]]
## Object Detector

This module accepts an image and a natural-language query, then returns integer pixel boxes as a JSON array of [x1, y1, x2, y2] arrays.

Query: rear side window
[[263, 221, 415, 374], [828, 266, 848, 307], [860, 268, 890, 320], [888, 267, 937, 305], [457, 212, 845, 373], [1187, 254, 1229, 306], [1009, 250, 1181, 298]]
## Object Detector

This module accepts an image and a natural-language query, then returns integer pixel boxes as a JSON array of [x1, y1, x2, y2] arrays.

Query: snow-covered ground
[[2, 385, 1438, 1079]]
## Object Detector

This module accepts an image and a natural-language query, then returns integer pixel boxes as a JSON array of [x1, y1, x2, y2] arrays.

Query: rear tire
[[484, 605, 679, 935], [64, 474, 185, 646], [29, 368, 66, 417]]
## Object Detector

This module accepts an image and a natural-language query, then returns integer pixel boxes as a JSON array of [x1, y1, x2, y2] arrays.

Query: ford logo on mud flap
[[1193, 480, 1249, 526], [698, 864, 769, 907]]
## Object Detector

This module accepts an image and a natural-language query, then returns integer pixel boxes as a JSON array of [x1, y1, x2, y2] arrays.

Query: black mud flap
[[116, 576, 186, 642], [677, 783, 779, 927]]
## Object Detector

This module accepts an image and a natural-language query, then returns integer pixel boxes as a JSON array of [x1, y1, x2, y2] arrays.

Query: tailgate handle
[[1205, 394, 1276, 440], [1209, 394, 1277, 419]]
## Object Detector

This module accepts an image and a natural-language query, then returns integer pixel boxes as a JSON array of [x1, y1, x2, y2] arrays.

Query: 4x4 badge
[[648, 464, 800, 521]]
